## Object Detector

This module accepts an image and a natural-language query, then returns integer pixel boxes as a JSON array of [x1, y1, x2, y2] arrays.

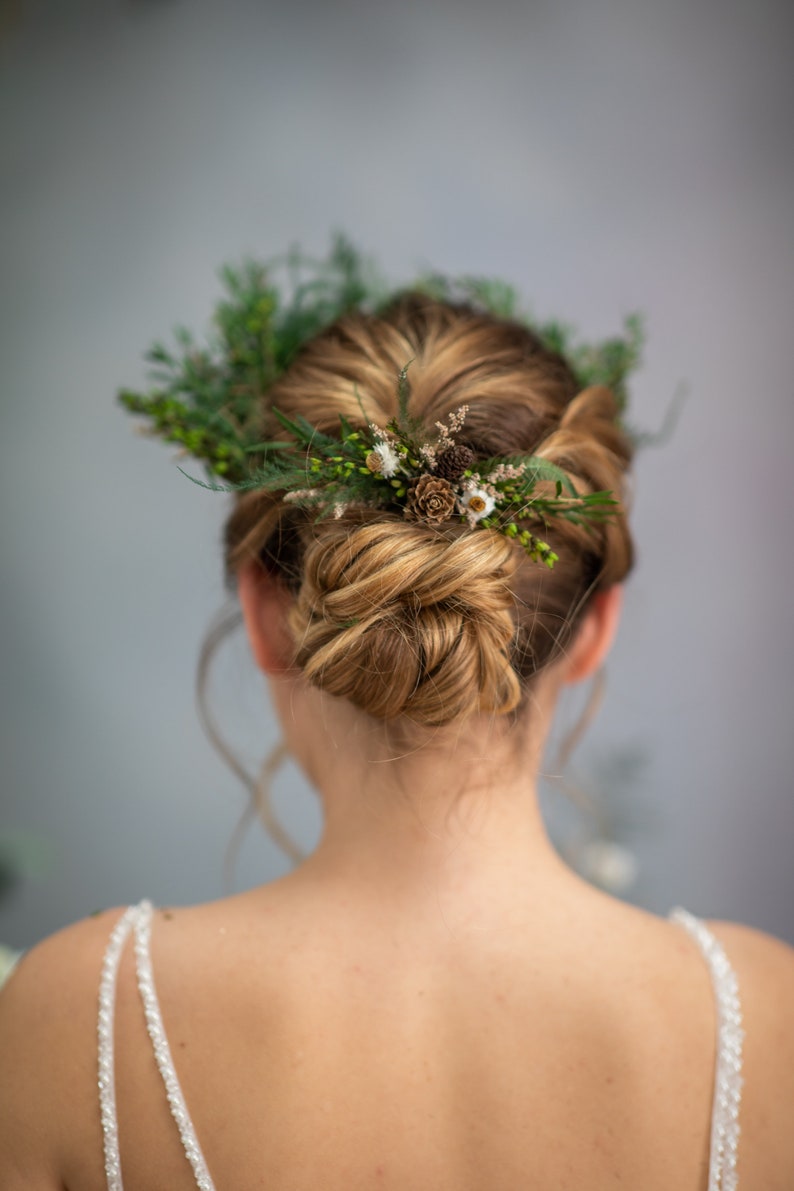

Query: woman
[[1, 284, 792, 1190]]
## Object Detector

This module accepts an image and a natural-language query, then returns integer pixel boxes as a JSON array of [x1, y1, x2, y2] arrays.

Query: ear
[[237, 561, 296, 675], [563, 585, 623, 685]]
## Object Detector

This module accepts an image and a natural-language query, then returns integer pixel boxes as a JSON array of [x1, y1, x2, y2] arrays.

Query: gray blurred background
[[1, 0, 792, 950]]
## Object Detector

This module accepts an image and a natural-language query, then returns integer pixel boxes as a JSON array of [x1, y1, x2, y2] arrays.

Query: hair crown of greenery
[[119, 235, 642, 567]]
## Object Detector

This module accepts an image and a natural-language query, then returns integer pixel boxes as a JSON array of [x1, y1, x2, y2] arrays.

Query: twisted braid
[[290, 522, 520, 724]]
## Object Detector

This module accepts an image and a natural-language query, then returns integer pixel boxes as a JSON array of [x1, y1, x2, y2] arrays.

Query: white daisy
[[459, 486, 496, 523]]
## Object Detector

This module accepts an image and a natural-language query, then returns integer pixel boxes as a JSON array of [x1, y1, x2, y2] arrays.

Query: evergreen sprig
[[120, 236, 644, 486], [119, 237, 642, 564], [120, 236, 386, 484]]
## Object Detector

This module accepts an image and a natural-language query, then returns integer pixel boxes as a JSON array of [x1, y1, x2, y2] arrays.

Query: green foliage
[[0, 830, 54, 903], [119, 235, 387, 484], [120, 237, 644, 478], [535, 313, 643, 414], [119, 235, 645, 549]]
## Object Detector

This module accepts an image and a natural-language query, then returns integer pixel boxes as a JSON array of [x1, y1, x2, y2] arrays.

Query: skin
[[1, 572, 793, 1190]]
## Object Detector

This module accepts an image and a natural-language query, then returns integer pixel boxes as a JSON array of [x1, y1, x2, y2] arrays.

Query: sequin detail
[[671, 909, 744, 1191], [133, 901, 217, 1191]]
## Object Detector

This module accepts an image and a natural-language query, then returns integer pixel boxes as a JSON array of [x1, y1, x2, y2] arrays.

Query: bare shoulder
[[0, 907, 127, 1189], [708, 920, 794, 1186], [708, 917, 794, 1012], [0, 905, 126, 1022], [708, 919, 794, 1082]]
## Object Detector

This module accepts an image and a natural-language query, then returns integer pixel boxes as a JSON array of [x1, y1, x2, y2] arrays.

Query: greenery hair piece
[[119, 235, 641, 565]]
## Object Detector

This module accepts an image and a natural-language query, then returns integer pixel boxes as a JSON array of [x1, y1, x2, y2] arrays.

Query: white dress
[[98, 901, 744, 1191]]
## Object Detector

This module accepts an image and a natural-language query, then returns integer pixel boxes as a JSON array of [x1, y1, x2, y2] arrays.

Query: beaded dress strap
[[98, 905, 139, 1191], [132, 901, 217, 1191], [670, 909, 744, 1191], [98, 902, 217, 1191]]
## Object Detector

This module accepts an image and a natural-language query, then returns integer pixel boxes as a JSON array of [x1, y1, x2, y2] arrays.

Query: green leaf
[[177, 467, 232, 492]]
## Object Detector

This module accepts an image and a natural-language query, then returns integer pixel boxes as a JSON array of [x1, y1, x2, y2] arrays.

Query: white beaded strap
[[98, 905, 139, 1191], [671, 909, 744, 1191], [132, 901, 217, 1191]]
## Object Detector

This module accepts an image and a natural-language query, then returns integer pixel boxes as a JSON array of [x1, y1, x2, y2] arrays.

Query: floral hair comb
[[119, 237, 642, 566]]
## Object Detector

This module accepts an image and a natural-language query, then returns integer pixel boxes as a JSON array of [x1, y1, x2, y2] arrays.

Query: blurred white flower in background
[[578, 840, 639, 893]]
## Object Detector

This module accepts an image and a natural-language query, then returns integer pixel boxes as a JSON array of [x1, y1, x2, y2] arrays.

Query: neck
[[270, 676, 580, 925]]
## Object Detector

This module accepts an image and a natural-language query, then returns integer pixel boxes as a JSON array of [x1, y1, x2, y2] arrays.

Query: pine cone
[[435, 444, 475, 480], [405, 474, 456, 523]]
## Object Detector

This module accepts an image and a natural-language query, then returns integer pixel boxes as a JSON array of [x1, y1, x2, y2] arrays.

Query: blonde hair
[[223, 294, 634, 727]]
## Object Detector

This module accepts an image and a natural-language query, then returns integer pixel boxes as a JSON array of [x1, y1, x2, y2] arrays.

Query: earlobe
[[564, 586, 623, 685], [237, 562, 295, 675]]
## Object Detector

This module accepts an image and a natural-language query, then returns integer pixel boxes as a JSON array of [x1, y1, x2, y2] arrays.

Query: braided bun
[[224, 294, 635, 727], [289, 521, 520, 724]]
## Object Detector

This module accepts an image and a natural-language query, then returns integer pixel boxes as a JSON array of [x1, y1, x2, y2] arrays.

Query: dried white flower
[[435, 404, 469, 449], [447, 404, 469, 434], [371, 425, 399, 445], [489, 463, 526, 483], [283, 488, 321, 503], [373, 441, 400, 477], [459, 485, 496, 525]]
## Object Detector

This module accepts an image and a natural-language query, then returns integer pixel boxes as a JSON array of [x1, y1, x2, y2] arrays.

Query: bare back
[[3, 880, 793, 1190]]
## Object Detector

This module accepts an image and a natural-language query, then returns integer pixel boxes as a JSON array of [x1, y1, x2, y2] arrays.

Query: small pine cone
[[435, 444, 475, 480], [405, 474, 456, 523]]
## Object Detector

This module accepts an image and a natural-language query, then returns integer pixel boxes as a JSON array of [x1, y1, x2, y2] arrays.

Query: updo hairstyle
[[224, 295, 634, 727]]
